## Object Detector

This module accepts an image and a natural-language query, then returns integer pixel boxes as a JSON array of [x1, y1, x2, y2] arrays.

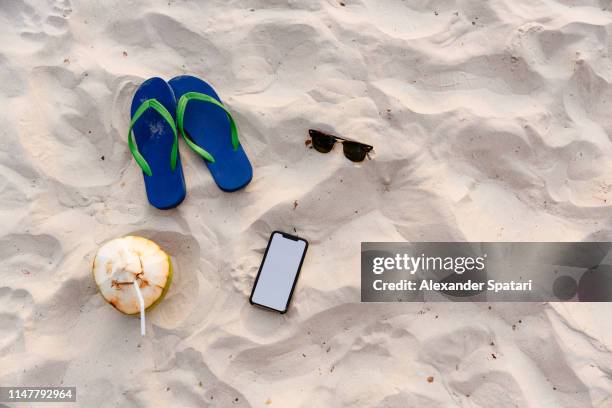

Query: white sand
[[2, 0, 612, 406]]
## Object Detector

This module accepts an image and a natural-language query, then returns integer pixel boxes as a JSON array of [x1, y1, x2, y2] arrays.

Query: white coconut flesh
[[93, 236, 171, 315]]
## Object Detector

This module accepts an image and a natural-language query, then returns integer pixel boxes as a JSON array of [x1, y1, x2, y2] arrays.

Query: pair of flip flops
[[128, 76, 252, 209]]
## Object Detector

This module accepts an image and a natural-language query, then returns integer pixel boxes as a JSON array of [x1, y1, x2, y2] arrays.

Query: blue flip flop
[[129, 77, 186, 209], [168, 75, 252, 192]]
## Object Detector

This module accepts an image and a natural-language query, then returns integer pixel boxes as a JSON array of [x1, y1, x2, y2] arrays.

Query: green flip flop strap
[[176, 92, 240, 164], [128, 98, 178, 177]]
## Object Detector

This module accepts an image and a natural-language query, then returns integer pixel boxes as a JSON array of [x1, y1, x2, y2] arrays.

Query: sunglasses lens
[[311, 132, 336, 153], [342, 142, 369, 162]]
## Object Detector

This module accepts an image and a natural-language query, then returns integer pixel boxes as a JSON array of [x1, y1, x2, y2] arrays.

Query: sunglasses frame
[[308, 129, 373, 161]]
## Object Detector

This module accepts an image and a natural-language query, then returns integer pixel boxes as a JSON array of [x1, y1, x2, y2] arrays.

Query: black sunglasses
[[308, 129, 373, 162]]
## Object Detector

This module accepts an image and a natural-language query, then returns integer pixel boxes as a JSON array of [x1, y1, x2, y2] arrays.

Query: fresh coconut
[[92, 236, 172, 315]]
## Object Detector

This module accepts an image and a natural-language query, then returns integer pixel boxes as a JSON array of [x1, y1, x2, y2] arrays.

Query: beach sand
[[2, 0, 612, 406]]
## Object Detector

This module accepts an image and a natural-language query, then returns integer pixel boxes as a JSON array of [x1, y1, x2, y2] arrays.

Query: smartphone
[[249, 231, 309, 313]]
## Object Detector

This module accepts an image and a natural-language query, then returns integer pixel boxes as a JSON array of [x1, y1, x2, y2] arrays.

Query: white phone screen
[[250, 232, 307, 312]]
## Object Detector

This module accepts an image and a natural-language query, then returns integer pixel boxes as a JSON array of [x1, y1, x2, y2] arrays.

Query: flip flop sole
[[169, 75, 252, 192], [131, 77, 186, 209]]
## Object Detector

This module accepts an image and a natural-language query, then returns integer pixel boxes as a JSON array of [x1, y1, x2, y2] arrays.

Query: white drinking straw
[[132, 281, 145, 336]]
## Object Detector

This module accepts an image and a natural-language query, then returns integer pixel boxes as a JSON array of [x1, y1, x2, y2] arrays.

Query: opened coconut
[[93, 236, 172, 315]]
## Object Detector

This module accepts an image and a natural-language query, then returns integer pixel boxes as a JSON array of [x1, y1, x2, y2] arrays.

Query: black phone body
[[249, 231, 309, 313]]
